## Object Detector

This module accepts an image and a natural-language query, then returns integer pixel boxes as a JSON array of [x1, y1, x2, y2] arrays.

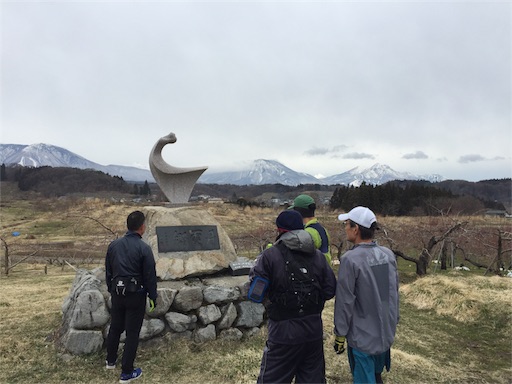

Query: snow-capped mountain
[[199, 159, 321, 186], [321, 163, 443, 186], [0, 143, 444, 185], [0, 143, 154, 182], [2, 143, 98, 169], [202, 161, 443, 186]]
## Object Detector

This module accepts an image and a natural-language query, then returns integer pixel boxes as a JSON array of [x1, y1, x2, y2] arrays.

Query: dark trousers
[[106, 292, 146, 374], [257, 339, 326, 384]]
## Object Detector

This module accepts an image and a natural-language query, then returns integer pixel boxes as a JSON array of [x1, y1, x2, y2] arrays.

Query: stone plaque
[[156, 225, 220, 253], [229, 260, 254, 276]]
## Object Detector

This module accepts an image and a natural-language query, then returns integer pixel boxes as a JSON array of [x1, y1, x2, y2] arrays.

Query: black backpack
[[267, 243, 324, 321]]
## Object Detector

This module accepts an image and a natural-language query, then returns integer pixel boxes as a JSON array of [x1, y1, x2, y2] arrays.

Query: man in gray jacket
[[334, 206, 399, 384]]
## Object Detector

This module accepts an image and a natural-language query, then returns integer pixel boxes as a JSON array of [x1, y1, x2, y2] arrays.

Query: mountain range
[[0, 143, 444, 186]]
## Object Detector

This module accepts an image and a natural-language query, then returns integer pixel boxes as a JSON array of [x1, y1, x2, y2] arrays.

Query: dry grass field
[[1, 183, 511, 383]]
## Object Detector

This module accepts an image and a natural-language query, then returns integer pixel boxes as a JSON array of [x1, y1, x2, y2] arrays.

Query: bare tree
[[230, 225, 276, 257], [381, 221, 466, 276], [1, 236, 39, 275], [455, 245, 488, 269], [330, 238, 347, 262], [463, 229, 512, 275], [83, 215, 119, 238], [1, 237, 7, 275]]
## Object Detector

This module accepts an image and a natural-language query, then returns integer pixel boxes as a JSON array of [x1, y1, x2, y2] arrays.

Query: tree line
[[329, 181, 505, 216], [1, 165, 131, 197], [1, 164, 510, 213]]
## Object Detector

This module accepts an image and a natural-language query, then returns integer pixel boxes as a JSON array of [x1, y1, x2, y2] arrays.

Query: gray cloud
[[304, 147, 330, 156], [458, 154, 486, 163], [332, 145, 350, 152], [458, 155, 509, 164], [305, 144, 351, 156], [343, 152, 376, 160], [402, 151, 428, 160]]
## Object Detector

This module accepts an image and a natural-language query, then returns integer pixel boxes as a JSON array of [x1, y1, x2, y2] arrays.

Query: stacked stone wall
[[58, 268, 265, 355]]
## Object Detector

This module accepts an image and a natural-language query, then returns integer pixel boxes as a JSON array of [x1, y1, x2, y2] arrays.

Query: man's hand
[[334, 335, 346, 354], [149, 298, 157, 312]]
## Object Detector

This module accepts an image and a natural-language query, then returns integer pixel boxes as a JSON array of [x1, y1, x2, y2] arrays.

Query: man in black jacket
[[105, 210, 158, 383], [249, 210, 336, 383]]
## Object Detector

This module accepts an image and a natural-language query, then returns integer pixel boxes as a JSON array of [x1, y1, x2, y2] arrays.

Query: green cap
[[289, 194, 315, 209]]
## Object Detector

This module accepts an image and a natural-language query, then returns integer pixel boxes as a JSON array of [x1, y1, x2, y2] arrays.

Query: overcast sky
[[1, 1, 510, 182]]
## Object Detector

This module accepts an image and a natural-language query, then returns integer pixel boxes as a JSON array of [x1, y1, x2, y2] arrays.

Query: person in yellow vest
[[290, 194, 332, 265]]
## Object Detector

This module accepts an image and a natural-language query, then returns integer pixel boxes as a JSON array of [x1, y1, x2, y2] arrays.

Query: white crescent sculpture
[[149, 132, 208, 204]]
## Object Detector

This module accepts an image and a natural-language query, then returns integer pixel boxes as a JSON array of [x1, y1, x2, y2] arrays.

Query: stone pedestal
[[57, 269, 265, 355], [143, 206, 238, 280]]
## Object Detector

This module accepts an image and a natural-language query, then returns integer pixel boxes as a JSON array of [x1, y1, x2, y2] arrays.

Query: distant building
[[269, 198, 291, 207], [190, 194, 211, 202], [485, 209, 509, 217]]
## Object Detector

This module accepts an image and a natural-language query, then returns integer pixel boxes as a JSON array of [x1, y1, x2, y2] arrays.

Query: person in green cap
[[290, 194, 332, 265]]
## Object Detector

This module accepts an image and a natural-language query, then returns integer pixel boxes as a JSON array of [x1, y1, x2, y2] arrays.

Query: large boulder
[[235, 301, 265, 328], [69, 290, 110, 330], [203, 285, 240, 304], [172, 286, 203, 312], [146, 288, 177, 317], [62, 270, 102, 317], [143, 206, 237, 280], [165, 312, 197, 333], [62, 329, 104, 355], [139, 318, 166, 340], [217, 302, 238, 330], [197, 304, 222, 325], [193, 324, 216, 343]]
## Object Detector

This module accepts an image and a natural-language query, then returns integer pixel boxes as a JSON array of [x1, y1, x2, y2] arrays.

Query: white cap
[[337, 206, 377, 229]]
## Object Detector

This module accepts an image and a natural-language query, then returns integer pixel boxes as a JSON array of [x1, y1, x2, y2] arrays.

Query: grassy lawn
[[0, 189, 510, 383], [0, 265, 510, 384]]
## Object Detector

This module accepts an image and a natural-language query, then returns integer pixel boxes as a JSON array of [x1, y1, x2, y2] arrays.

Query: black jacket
[[249, 229, 336, 344], [105, 231, 158, 300]]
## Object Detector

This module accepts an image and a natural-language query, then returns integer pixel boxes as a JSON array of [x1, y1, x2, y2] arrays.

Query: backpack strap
[[267, 243, 324, 321]]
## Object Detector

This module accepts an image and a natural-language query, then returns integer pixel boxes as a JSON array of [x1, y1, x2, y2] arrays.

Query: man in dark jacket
[[249, 210, 337, 383], [105, 210, 158, 383], [290, 194, 332, 265]]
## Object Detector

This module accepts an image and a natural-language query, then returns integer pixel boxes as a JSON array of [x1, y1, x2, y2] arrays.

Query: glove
[[149, 298, 157, 312], [334, 335, 346, 354]]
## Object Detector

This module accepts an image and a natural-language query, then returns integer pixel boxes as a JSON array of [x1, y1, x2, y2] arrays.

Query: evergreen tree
[[140, 181, 151, 196], [0, 164, 6, 181], [330, 187, 342, 209]]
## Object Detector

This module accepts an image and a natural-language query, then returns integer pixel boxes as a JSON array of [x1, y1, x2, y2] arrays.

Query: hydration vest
[[307, 222, 329, 254], [267, 243, 324, 321]]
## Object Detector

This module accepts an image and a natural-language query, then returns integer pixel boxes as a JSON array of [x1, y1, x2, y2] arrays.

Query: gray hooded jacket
[[334, 242, 399, 355]]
